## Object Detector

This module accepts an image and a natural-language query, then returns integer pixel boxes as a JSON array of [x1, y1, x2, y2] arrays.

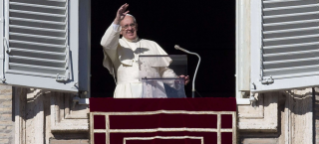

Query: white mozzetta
[[251, 0, 319, 92]]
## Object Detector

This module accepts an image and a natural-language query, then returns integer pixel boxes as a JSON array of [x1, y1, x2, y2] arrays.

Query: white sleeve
[[100, 23, 121, 50], [112, 23, 120, 31]]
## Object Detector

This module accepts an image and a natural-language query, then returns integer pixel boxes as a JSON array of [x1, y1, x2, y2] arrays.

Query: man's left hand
[[179, 75, 190, 85]]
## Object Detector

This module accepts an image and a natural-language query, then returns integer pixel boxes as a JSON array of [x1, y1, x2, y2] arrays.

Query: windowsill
[[236, 98, 250, 105]]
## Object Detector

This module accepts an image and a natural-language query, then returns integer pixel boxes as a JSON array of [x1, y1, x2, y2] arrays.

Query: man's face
[[120, 16, 138, 40]]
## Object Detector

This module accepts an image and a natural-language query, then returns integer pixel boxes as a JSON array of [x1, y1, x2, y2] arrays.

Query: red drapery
[[90, 98, 236, 144]]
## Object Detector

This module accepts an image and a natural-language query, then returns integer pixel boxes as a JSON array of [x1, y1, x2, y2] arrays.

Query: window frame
[[0, 0, 4, 83], [236, 0, 251, 104]]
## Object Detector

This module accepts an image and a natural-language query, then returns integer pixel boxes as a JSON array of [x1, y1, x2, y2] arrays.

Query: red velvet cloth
[[90, 98, 236, 112], [109, 114, 217, 129], [90, 98, 236, 144]]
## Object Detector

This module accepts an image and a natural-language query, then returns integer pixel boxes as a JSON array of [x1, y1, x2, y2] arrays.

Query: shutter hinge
[[3, 38, 10, 54], [261, 76, 274, 85], [1, 38, 7, 83], [0, 78, 6, 83], [74, 82, 79, 89]]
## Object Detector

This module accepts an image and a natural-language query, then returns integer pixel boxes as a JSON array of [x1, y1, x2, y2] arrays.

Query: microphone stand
[[174, 45, 201, 98]]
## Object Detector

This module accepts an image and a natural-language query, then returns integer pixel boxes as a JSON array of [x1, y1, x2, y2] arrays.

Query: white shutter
[[251, 0, 319, 92], [1, 0, 90, 94]]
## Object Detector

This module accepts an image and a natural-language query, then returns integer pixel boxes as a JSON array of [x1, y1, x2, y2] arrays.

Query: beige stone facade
[[0, 85, 317, 143], [1, 86, 89, 144], [239, 89, 314, 144], [0, 86, 13, 144]]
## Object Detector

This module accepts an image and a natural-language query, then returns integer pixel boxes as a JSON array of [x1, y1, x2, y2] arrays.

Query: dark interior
[[91, 0, 235, 97]]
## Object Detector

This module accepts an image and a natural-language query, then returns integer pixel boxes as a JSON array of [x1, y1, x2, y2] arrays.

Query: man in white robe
[[100, 3, 189, 98]]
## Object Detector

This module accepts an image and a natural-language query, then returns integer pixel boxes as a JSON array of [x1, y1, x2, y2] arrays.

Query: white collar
[[122, 36, 139, 43]]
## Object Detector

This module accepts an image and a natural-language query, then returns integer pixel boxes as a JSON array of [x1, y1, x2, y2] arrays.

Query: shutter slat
[[264, 41, 319, 49], [9, 2, 67, 16], [264, 11, 319, 19], [10, 9, 66, 17], [7, 70, 56, 78], [264, 34, 319, 42], [264, 49, 319, 57], [10, 32, 65, 40], [264, 65, 319, 76], [264, 26, 319, 38], [264, 6, 319, 16], [10, 34, 66, 45], [263, 60, 318, 70], [263, 0, 304, 4], [10, 48, 65, 56], [10, 17, 66, 25], [264, 3, 319, 11], [264, 35, 319, 47], [9, 63, 66, 74], [271, 72, 319, 79], [10, 25, 66, 38], [263, 21, 319, 31], [263, 57, 319, 65], [9, 56, 66, 68], [10, 0, 67, 7], [10, 49, 65, 60], [10, 56, 66, 64], [264, 19, 319, 26], [263, 52, 319, 61], [9, 43, 65, 53], [10, 25, 66, 33], [263, 0, 316, 8], [264, 64, 319, 72], [10, 11, 66, 22], [10, 2, 66, 10], [10, 40, 66, 48], [10, 19, 65, 29]]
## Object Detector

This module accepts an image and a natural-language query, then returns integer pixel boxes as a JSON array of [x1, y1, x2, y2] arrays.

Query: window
[[0, 0, 90, 96], [91, 1, 236, 98]]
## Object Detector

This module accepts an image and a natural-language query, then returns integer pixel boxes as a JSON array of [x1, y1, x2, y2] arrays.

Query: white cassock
[[100, 23, 177, 98]]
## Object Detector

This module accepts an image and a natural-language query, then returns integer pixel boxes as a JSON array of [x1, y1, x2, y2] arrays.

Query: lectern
[[139, 55, 188, 98]]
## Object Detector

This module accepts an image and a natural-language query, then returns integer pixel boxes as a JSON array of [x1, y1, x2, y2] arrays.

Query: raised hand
[[114, 3, 130, 25]]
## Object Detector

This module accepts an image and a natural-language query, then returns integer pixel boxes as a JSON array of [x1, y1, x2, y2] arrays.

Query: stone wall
[[13, 88, 89, 144], [0, 85, 316, 144], [0, 86, 13, 144], [239, 88, 314, 144]]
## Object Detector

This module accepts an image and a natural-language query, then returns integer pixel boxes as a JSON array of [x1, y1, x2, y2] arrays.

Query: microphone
[[174, 45, 201, 98]]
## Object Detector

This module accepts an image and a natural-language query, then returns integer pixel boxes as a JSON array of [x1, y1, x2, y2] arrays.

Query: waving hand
[[114, 3, 130, 25]]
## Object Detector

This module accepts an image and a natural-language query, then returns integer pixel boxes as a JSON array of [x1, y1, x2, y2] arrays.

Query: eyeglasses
[[122, 23, 136, 30]]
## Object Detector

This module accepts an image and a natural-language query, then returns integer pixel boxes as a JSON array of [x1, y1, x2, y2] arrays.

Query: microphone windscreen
[[174, 45, 180, 49]]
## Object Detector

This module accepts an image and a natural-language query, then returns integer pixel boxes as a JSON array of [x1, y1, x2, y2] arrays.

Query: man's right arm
[[100, 23, 121, 50], [100, 3, 129, 50]]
